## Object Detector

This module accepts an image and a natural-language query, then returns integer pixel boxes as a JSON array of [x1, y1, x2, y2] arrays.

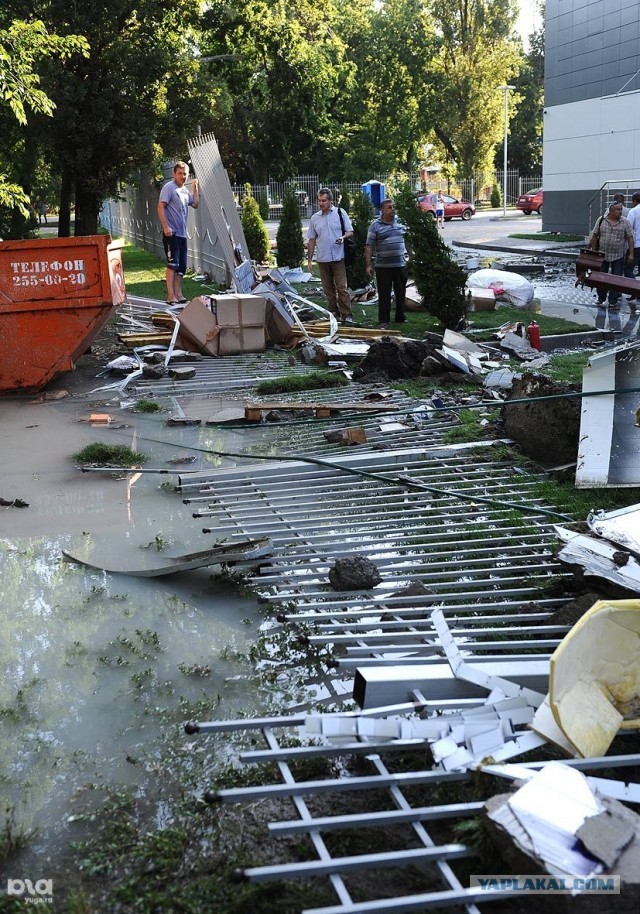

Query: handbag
[[338, 207, 356, 266], [589, 215, 604, 251]]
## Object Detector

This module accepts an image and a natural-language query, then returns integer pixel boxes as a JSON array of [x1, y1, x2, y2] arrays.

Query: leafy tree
[[428, 0, 523, 178], [201, 0, 346, 181], [0, 18, 87, 221], [276, 187, 304, 267], [505, 20, 544, 174], [490, 182, 502, 207], [5, 0, 214, 236], [395, 184, 467, 329], [322, 0, 437, 178], [241, 185, 270, 263], [347, 191, 375, 290]]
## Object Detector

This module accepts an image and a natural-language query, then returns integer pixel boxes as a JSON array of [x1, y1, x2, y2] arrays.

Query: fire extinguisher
[[527, 320, 541, 351]]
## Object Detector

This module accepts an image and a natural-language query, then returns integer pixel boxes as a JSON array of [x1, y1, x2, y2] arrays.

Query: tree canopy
[[0, 1, 542, 237]]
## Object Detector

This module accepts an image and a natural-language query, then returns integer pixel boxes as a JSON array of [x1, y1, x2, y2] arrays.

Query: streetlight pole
[[498, 85, 515, 218]]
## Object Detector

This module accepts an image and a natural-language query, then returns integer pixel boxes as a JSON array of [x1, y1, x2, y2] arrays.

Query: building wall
[[543, 0, 640, 233]]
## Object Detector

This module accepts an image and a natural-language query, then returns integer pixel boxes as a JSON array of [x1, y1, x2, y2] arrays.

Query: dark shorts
[[163, 234, 188, 275]]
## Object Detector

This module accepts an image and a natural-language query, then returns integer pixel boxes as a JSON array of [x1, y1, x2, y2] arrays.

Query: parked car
[[516, 188, 543, 215], [415, 192, 475, 221]]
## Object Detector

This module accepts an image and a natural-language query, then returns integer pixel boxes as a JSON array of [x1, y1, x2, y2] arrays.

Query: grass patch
[[442, 408, 498, 444], [466, 306, 592, 336], [508, 232, 584, 242], [71, 443, 147, 467], [546, 351, 593, 384], [255, 371, 349, 395], [119, 240, 220, 302], [531, 478, 640, 520], [134, 398, 164, 413]]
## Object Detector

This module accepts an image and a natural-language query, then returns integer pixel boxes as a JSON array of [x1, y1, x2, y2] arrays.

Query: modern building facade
[[543, 0, 640, 233]]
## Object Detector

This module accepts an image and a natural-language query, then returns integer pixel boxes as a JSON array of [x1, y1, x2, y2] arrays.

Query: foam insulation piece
[[549, 599, 640, 757]]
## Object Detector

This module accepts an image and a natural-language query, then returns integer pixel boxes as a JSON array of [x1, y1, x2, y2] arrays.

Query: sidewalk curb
[[452, 239, 580, 261]]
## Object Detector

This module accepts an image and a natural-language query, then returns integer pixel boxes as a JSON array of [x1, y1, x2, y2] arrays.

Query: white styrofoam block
[[470, 726, 505, 756], [442, 746, 474, 771], [432, 736, 459, 762]]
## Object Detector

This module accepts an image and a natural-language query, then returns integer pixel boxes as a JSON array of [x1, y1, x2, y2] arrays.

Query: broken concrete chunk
[[577, 804, 636, 870], [328, 556, 382, 591], [323, 427, 367, 445], [166, 416, 202, 426], [168, 366, 196, 381], [142, 364, 166, 380]]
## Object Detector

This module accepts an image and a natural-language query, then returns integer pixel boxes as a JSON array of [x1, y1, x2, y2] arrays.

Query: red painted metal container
[[0, 234, 126, 391]]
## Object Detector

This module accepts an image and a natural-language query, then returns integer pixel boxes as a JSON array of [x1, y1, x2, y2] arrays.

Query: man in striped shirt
[[365, 199, 409, 329]]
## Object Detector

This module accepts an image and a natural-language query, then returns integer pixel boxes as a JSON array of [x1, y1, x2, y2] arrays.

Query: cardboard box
[[217, 325, 266, 355], [177, 297, 220, 356], [469, 288, 496, 312], [209, 294, 267, 328], [207, 293, 268, 354]]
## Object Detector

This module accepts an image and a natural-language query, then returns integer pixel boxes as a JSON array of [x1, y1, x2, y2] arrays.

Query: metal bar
[[241, 843, 471, 882], [211, 769, 468, 803], [268, 802, 486, 835]]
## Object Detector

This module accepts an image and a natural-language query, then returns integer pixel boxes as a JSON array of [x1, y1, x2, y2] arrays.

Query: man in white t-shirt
[[306, 187, 354, 324]]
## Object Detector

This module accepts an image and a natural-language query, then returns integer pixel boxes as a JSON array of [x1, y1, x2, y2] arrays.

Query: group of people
[[157, 165, 410, 329], [306, 187, 409, 329], [589, 192, 640, 330]]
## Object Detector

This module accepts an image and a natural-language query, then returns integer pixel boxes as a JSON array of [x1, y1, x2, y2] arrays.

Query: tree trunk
[[74, 182, 100, 236], [58, 166, 73, 238]]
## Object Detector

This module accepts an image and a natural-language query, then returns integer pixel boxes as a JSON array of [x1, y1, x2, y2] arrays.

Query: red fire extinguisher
[[527, 320, 541, 351]]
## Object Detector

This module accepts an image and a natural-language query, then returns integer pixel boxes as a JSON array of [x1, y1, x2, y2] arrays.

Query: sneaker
[[378, 322, 389, 330], [342, 316, 355, 326], [395, 317, 408, 323]]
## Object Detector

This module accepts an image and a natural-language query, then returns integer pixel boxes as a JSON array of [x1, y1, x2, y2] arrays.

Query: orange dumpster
[[0, 234, 126, 391]]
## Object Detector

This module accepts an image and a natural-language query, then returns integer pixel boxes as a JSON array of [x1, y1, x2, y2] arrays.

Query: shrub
[[241, 184, 270, 263], [347, 191, 375, 290], [258, 189, 270, 220], [490, 183, 502, 208], [395, 183, 467, 330], [339, 183, 350, 213], [276, 187, 305, 268]]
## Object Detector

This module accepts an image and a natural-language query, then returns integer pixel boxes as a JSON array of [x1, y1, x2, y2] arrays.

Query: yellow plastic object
[[549, 599, 640, 758]]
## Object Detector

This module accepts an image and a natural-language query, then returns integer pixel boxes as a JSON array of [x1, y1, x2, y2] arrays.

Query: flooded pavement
[[0, 388, 273, 871]]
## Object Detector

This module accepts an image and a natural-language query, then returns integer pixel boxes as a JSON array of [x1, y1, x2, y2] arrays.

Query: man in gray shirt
[[306, 187, 354, 325], [365, 198, 409, 329]]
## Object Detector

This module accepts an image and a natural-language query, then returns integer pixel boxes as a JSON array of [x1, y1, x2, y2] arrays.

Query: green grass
[[71, 443, 147, 467], [508, 232, 584, 242], [119, 241, 221, 302], [465, 306, 592, 336], [546, 351, 593, 384], [134, 398, 164, 413], [255, 371, 349, 395]]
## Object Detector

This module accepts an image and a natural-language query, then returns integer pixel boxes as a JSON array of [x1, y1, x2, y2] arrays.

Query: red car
[[516, 188, 543, 215], [416, 193, 475, 221]]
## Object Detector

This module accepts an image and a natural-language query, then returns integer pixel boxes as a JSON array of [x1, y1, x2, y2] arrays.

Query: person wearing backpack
[[306, 187, 354, 325]]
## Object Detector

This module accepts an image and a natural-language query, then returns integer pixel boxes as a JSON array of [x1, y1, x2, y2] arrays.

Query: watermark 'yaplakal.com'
[[471, 875, 621, 895], [7, 879, 54, 904]]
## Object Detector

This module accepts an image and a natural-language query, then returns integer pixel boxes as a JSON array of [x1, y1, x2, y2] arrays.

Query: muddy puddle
[[0, 394, 273, 871]]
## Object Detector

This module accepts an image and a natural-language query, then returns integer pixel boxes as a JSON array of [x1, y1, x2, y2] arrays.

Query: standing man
[[307, 187, 354, 325], [625, 191, 640, 309], [589, 200, 634, 330], [157, 161, 199, 305], [365, 198, 409, 330]]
